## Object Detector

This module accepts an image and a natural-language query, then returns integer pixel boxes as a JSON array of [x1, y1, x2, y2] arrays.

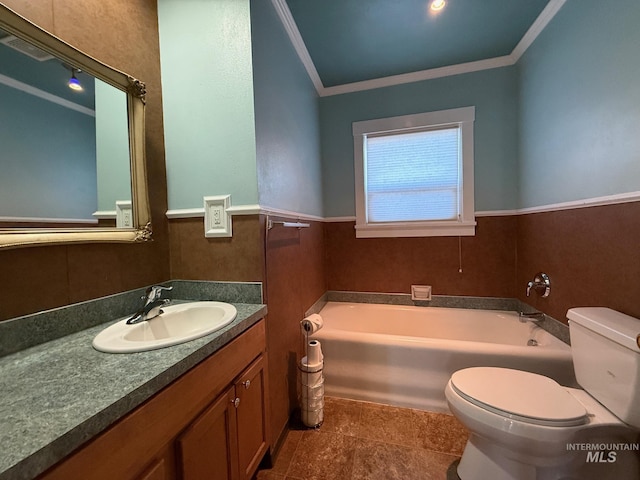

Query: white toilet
[[445, 307, 640, 480]]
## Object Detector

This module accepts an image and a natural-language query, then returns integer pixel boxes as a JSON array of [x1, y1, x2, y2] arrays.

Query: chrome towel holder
[[266, 216, 310, 230]]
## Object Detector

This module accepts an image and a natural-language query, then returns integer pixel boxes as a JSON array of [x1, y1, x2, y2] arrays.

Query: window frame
[[353, 106, 476, 238]]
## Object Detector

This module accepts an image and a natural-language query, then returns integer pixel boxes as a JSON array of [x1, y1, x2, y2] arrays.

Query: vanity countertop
[[0, 302, 267, 480]]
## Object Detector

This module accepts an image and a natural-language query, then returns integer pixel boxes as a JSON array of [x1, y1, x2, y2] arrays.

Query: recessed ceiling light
[[430, 0, 446, 11]]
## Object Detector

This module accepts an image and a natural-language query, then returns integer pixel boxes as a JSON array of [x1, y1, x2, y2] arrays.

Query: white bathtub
[[311, 302, 576, 413]]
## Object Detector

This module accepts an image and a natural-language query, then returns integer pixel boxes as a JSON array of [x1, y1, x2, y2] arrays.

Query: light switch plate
[[204, 195, 232, 237]]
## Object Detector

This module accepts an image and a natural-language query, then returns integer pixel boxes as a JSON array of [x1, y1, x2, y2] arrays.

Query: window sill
[[354, 220, 476, 238]]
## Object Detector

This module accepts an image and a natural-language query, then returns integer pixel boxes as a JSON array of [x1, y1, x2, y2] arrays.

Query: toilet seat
[[450, 367, 588, 427]]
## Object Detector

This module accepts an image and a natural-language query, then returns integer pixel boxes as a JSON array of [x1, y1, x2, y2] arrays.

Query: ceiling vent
[[0, 35, 54, 61]]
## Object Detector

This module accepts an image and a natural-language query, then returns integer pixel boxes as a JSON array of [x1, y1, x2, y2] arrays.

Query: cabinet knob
[[242, 380, 251, 389], [232, 397, 240, 408]]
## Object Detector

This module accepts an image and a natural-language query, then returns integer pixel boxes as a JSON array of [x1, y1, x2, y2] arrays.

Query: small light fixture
[[67, 68, 83, 91], [430, 0, 446, 11]]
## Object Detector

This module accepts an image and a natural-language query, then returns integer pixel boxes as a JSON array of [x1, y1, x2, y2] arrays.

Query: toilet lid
[[450, 367, 588, 427]]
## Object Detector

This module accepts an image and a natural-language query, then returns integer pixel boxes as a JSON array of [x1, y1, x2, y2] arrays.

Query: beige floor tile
[[357, 401, 419, 447], [319, 396, 362, 436], [257, 399, 467, 480], [351, 438, 461, 480], [286, 430, 358, 480], [413, 410, 469, 455]]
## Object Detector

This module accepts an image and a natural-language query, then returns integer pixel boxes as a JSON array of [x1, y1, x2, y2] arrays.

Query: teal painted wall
[[95, 79, 131, 212], [319, 67, 519, 217], [0, 83, 97, 220], [517, 0, 640, 208], [158, 0, 258, 210], [251, 0, 322, 217]]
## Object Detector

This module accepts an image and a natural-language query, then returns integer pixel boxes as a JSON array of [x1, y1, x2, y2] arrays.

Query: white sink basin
[[93, 301, 238, 353]]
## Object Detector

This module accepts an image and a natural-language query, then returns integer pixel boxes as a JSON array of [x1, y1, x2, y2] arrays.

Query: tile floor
[[255, 396, 468, 480]]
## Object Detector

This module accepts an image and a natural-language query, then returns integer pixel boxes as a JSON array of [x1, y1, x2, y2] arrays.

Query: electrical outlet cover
[[204, 195, 232, 237], [116, 200, 133, 228]]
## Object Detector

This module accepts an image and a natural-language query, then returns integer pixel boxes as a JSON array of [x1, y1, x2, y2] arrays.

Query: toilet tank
[[568, 307, 640, 428]]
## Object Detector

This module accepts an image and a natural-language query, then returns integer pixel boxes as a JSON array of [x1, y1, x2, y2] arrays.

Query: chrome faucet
[[519, 311, 545, 323], [126, 285, 173, 325], [526, 272, 551, 297]]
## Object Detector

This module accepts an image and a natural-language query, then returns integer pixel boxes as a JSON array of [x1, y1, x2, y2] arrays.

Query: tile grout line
[[282, 429, 304, 479]]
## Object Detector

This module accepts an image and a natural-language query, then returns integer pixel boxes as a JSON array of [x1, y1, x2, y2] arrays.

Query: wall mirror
[[0, 4, 151, 249]]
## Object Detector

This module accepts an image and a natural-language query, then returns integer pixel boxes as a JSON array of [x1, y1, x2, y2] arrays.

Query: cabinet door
[[177, 387, 239, 480], [136, 457, 168, 480], [236, 355, 269, 480]]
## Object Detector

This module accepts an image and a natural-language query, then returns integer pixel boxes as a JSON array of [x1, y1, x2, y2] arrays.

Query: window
[[353, 107, 476, 238]]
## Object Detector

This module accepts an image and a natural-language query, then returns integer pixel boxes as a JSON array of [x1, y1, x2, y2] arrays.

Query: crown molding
[[322, 56, 515, 97], [270, 0, 324, 94], [511, 0, 567, 62], [273, 0, 567, 97]]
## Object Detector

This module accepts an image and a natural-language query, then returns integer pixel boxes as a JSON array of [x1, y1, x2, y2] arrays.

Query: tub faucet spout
[[519, 311, 545, 323]]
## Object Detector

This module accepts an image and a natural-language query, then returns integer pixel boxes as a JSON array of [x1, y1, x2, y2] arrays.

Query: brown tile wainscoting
[[324, 216, 518, 299], [516, 201, 640, 322], [323, 201, 640, 325]]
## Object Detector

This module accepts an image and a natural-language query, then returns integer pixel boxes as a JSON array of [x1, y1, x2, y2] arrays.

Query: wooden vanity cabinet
[[177, 386, 239, 480], [177, 355, 269, 480], [234, 355, 269, 480], [39, 320, 269, 480]]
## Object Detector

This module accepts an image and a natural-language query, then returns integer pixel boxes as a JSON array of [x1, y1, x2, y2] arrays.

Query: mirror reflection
[[0, 27, 132, 228]]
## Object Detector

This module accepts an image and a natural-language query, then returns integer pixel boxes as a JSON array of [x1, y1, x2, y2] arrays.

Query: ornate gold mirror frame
[[0, 4, 152, 249]]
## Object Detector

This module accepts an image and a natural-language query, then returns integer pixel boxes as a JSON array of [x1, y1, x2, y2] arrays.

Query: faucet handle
[[146, 285, 173, 301], [526, 273, 550, 298]]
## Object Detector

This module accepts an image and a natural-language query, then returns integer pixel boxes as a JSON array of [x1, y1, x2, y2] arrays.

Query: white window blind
[[365, 127, 460, 223], [353, 106, 475, 238]]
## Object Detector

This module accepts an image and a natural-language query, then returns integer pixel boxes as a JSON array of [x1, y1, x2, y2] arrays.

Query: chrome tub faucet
[[526, 272, 551, 297], [126, 285, 173, 325], [519, 311, 545, 323]]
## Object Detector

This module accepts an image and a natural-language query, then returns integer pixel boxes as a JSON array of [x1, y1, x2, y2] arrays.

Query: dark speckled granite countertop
[[0, 302, 267, 480]]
